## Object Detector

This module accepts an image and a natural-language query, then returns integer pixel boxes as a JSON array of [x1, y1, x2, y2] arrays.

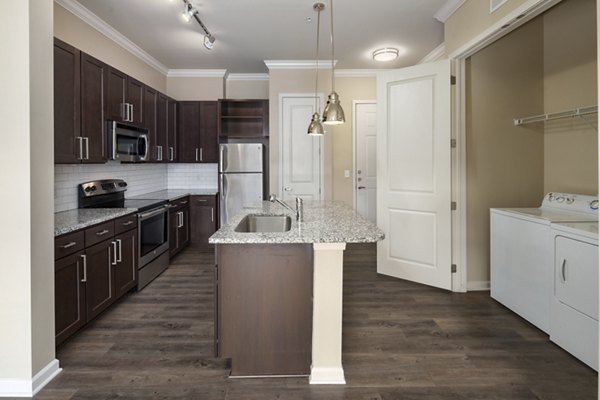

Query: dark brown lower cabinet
[[169, 197, 190, 258], [114, 229, 138, 299], [84, 239, 116, 322], [190, 195, 218, 250], [216, 244, 313, 376], [55, 252, 86, 346]]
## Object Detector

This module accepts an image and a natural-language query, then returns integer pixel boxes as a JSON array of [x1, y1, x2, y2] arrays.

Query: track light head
[[203, 34, 215, 50], [181, 3, 198, 23]]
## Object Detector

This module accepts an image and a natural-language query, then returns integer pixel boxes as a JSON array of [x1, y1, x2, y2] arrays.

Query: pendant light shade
[[307, 3, 326, 136], [308, 112, 326, 135], [322, 0, 345, 125]]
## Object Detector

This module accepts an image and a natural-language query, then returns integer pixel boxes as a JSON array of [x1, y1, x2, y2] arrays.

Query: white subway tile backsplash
[[54, 162, 219, 212]]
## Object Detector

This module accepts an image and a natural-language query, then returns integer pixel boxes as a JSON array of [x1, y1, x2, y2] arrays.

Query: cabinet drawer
[[55, 231, 85, 260], [192, 195, 216, 207], [85, 221, 115, 247], [114, 214, 137, 234]]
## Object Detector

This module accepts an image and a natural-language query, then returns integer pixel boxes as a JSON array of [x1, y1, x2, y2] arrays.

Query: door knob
[[358, 186, 366, 189], [357, 170, 362, 174]]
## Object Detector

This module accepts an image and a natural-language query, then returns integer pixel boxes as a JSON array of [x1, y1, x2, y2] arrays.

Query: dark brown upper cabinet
[[178, 101, 218, 163], [54, 38, 81, 164], [218, 99, 269, 138], [143, 86, 158, 161], [155, 93, 169, 163], [167, 98, 178, 162], [105, 66, 144, 127], [54, 38, 107, 164]]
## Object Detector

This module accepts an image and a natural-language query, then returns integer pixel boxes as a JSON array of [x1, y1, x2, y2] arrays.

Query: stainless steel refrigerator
[[219, 143, 264, 225]]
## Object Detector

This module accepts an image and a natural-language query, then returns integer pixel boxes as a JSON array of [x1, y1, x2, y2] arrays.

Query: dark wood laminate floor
[[36, 244, 596, 400]]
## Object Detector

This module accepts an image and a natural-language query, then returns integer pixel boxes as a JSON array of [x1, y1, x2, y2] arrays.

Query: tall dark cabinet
[[156, 93, 169, 163], [80, 53, 107, 163], [54, 38, 80, 164], [143, 86, 158, 161], [167, 98, 178, 162], [177, 101, 218, 163]]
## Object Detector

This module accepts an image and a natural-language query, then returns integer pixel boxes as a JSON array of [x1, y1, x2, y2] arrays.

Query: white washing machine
[[490, 193, 598, 333], [550, 221, 598, 370]]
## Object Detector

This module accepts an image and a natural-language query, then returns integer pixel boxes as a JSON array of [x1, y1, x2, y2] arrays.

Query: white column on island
[[310, 242, 347, 385]]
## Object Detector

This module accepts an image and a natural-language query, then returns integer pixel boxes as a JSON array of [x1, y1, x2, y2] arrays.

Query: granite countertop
[[209, 201, 385, 244], [128, 189, 219, 201], [55, 208, 138, 237]]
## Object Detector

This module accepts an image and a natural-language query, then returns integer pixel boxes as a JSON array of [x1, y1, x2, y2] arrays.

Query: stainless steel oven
[[138, 205, 169, 267], [108, 121, 149, 162]]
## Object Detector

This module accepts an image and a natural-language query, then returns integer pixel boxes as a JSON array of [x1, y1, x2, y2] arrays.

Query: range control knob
[[590, 200, 599, 210], [84, 186, 96, 193]]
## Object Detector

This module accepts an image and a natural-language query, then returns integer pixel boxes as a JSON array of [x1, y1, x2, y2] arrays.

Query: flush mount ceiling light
[[373, 47, 399, 62], [322, 0, 345, 125], [307, 3, 326, 136], [180, 0, 216, 50]]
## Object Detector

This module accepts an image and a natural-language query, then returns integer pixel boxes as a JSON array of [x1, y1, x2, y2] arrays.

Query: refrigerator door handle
[[220, 145, 228, 172]]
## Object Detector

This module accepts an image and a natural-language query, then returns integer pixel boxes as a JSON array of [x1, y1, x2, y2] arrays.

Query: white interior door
[[355, 102, 377, 223], [376, 60, 452, 290], [280, 95, 322, 201]]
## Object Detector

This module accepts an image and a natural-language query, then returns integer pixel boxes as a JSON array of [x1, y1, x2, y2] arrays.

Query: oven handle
[[138, 205, 168, 221]]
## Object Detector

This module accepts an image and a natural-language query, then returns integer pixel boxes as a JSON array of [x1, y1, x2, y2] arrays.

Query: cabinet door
[[114, 230, 138, 299], [200, 101, 219, 163], [167, 98, 177, 162], [178, 101, 201, 163], [190, 204, 217, 248], [105, 66, 127, 122], [156, 93, 169, 163], [179, 206, 190, 249], [80, 53, 107, 163], [54, 38, 81, 164], [143, 86, 158, 161], [85, 239, 115, 322], [126, 77, 144, 126], [55, 252, 86, 346], [169, 209, 180, 257]]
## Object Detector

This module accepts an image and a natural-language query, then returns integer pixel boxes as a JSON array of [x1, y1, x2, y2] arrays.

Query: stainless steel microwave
[[107, 121, 149, 162]]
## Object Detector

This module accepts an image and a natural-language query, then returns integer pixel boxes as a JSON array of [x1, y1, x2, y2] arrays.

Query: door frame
[[352, 100, 377, 210], [278, 93, 325, 200], [448, 0, 561, 292]]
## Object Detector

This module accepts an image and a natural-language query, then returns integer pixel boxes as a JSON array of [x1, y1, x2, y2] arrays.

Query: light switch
[[344, 170, 350, 178]]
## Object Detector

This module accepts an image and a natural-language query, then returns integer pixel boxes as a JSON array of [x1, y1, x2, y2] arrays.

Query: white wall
[[0, 0, 56, 392]]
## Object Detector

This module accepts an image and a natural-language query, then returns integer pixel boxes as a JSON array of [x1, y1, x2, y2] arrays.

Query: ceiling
[[75, 0, 447, 73]]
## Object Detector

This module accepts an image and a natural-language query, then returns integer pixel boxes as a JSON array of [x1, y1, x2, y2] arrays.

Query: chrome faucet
[[269, 194, 303, 222]]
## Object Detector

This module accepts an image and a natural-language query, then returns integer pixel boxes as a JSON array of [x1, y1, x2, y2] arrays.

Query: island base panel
[[217, 244, 313, 376]]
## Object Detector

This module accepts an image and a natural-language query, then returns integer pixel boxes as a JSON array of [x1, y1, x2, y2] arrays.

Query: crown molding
[[54, 0, 169, 76], [167, 69, 227, 78], [418, 43, 446, 64], [434, 0, 467, 23], [226, 73, 269, 81], [334, 69, 389, 77], [264, 60, 338, 70]]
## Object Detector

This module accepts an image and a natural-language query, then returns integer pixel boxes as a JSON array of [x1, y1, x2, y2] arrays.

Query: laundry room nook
[[465, 0, 598, 287], [464, 0, 598, 370]]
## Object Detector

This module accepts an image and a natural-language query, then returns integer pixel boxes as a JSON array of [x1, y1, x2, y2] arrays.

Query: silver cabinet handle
[[196, 199, 207, 203], [561, 258, 567, 282], [129, 104, 134, 122], [96, 229, 110, 236], [160, 146, 163, 161], [211, 207, 214, 222], [195, 148, 199, 162], [111, 241, 118, 266], [76, 137, 84, 160], [81, 254, 87, 283], [116, 239, 122, 263], [122, 220, 134, 226], [179, 211, 184, 228], [180, 200, 188, 205], [83, 137, 90, 160], [121, 103, 127, 121], [61, 241, 77, 249], [169, 146, 174, 161], [200, 147, 203, 162], [168, 204, 178, 209]]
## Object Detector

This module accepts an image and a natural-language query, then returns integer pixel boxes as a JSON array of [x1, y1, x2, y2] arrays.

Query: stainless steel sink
[[234, 214, 292, 233]]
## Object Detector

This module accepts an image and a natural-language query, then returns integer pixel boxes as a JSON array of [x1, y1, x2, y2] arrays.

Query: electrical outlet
[[344, 170, 350, 178]]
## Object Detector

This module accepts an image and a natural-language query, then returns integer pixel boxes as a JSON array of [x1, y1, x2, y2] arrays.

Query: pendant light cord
[[329, 0, 335, 93], [315, 7, 321, 113]]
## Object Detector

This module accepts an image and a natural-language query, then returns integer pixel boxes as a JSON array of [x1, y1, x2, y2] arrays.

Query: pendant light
[[322, 0, 345, 125], [308, 3, 326, 136]]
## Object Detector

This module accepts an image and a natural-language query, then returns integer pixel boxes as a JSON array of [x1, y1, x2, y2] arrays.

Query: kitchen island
[[209, 201, 384, 384]]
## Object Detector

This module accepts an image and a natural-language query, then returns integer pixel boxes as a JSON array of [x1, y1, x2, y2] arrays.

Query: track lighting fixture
[[180, 0, 216, 50]]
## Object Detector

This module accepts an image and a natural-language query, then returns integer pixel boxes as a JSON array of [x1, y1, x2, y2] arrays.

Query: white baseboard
[[0, 359, 61, 398], [467, 280, 490, 291], [309, 367, 346, 385]]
